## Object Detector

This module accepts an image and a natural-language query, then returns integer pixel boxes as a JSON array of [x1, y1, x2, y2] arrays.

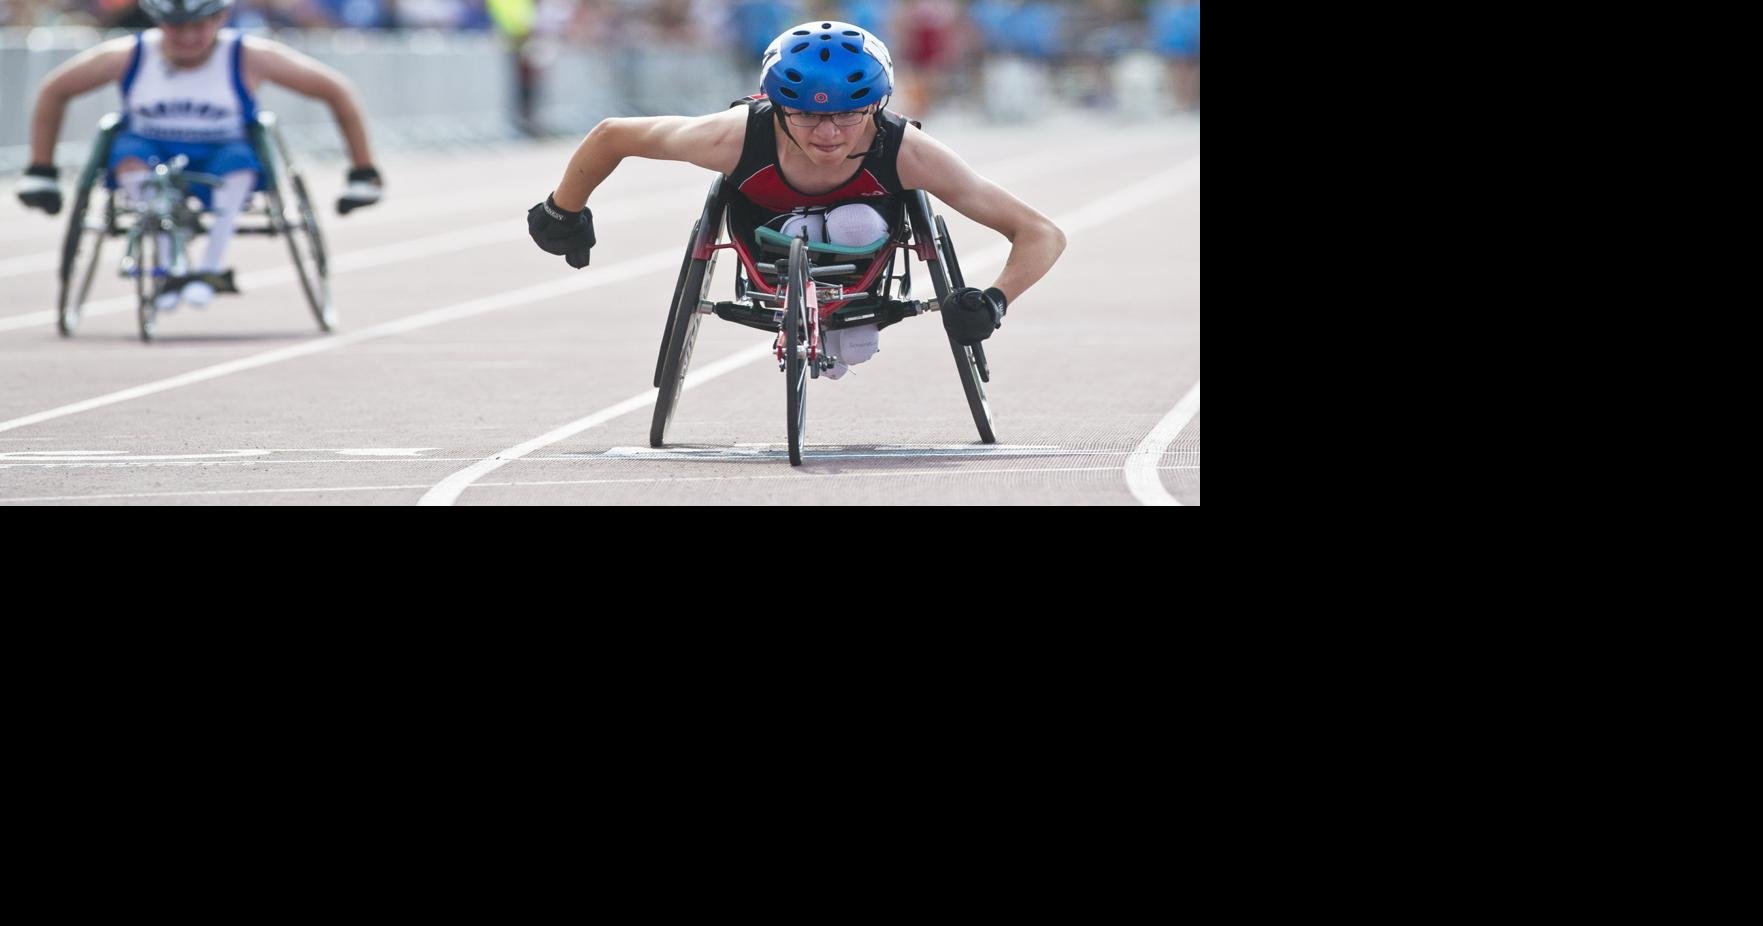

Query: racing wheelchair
[[651, 179, 996, 466], [54, 111, 330, 342]]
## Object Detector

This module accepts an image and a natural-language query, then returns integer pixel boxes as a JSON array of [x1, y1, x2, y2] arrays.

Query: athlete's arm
[[27, 38, 134, 166], [243, 37, 375, 169], [896, 124, 1066, 305], [550, 107, 746, 210]]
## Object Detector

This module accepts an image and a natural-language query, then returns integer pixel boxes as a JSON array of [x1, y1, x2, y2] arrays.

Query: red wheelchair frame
[[651, 177, 995, 466]]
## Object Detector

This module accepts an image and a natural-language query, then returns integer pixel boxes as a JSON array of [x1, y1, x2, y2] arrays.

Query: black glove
[[943, 286, 1007, 345], [17, 164, 62, 215], [527, 194, 596, 269], [337, 165, 382, 215]]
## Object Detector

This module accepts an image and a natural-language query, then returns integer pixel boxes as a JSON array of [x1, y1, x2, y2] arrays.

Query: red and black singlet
[[725, 95, 911, 232]]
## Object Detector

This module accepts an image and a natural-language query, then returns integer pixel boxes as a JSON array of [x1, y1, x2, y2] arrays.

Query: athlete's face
[[161, 13, 226, 68], [781, 106, 876, 166]]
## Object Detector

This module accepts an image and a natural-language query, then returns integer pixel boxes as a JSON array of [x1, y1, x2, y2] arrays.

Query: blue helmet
[[760, 21, 894, 112]]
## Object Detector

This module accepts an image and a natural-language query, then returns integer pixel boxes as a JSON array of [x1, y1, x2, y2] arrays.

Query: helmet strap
[[773, 106, 808, 156], [846, 98, 889, 160]]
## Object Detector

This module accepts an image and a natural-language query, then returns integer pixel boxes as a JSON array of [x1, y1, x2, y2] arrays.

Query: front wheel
[[784, 236, 808, 467], [136, 230, 159, 342], [651, 229, 714, 448], [57, 186, 110, 337], [275, 175, 332, 331], [929, 212, 996, 443]]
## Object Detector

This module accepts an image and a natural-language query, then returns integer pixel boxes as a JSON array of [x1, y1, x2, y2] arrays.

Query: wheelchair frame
[[54, 111, 331, 342]]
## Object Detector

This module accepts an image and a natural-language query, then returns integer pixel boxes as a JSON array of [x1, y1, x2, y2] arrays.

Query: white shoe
[[154, 289, 180, 313], [182, 280, 214, 308]]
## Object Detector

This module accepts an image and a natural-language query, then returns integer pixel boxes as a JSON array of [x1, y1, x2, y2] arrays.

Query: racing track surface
[[0, 113, 1199, 505]]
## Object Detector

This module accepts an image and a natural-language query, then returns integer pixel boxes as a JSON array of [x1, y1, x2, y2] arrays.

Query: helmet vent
[[792, 30, 810, 35], [821, 22, 832, 29], [851, 88, 871, 100], [790, 42, 808, 53], [785, 68, 802, 82], [778, 87, 800, 99], [842, 31, 861, 37], [819, 48, 830, 62], [847, 71, 864, 82], [842, 42, 860, 54]]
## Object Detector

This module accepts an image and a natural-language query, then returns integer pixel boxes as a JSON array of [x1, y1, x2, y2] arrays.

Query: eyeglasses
[[784, 110, 871, 128]]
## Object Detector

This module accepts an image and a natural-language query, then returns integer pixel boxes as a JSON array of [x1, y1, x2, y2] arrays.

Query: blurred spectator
[[488, 0, 540, 133], [1011, 0, 1063, 62], [967, 0, 1014, 52], [393, 0, 468, 28], [0, 0, 1199, 129], [893, 0, 967, 116], [4, 0, 103, 25], [309, 0, 396, 29], [811, 0, 890, 46], [1149, 0, 1199, 111], [230, 0, 337, 29], [727, 0, 800, 60], [1062, 0, 1135, 108]]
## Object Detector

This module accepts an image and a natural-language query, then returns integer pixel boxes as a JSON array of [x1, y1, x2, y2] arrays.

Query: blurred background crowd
[[0, 0, 1199, 118]]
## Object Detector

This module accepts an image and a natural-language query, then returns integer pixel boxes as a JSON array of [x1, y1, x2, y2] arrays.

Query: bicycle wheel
[[274, 172, 332, 331], [655, 221, 698, 389], [651, 226, 716, 448], [57, 186, 110, 337], [136, 230, 159, 342], [914, 195, 995, 443], [784, 236, 808, 467], [261, 119, 332, 331]]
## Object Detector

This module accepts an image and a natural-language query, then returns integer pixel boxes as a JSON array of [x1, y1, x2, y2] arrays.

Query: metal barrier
[[0, 27, 749, 172], [1, 25, 1179, 173]]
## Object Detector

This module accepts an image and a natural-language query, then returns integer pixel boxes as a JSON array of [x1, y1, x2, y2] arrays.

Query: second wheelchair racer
[[14, 0, 384, 312]]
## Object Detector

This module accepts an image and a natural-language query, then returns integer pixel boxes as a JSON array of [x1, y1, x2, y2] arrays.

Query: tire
[[913, 194, 996, 443], [57, 186, 109, 337], [655, 221, 698, 389], [784, 236, 808, 467], [136, 230, 159, 342], [651, 227, 716, 447]]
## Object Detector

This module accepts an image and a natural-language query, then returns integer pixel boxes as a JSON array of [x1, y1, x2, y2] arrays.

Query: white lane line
[[0, 458, 486, 469], [0, 247, 680, 435], [0, 447, 1197, 468], [0, 448, 272, 461], [0, 251, 56, 279], [0, 447, 435, 459], [1, 464, 1198, 504], [415, 344, 775, 506], [1050, 155, 1200, 229], [421, 158, 1201, 505], [1125, 381, 1200, 506], [0, 172, 686, 277], [0, 185, 705, 332], [596, 445, 1118, 461], [0, 484, 435, 502]]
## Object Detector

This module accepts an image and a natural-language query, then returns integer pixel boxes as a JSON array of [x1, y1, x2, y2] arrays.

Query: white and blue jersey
[[108, 27, 264, 199]]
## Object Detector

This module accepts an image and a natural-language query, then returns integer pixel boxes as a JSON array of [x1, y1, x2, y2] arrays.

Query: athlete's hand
[[17, 165, 62, 215], [943, 286, 1007, 345], [527, 194, 596, 269], [337, 166, 382, 215]]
